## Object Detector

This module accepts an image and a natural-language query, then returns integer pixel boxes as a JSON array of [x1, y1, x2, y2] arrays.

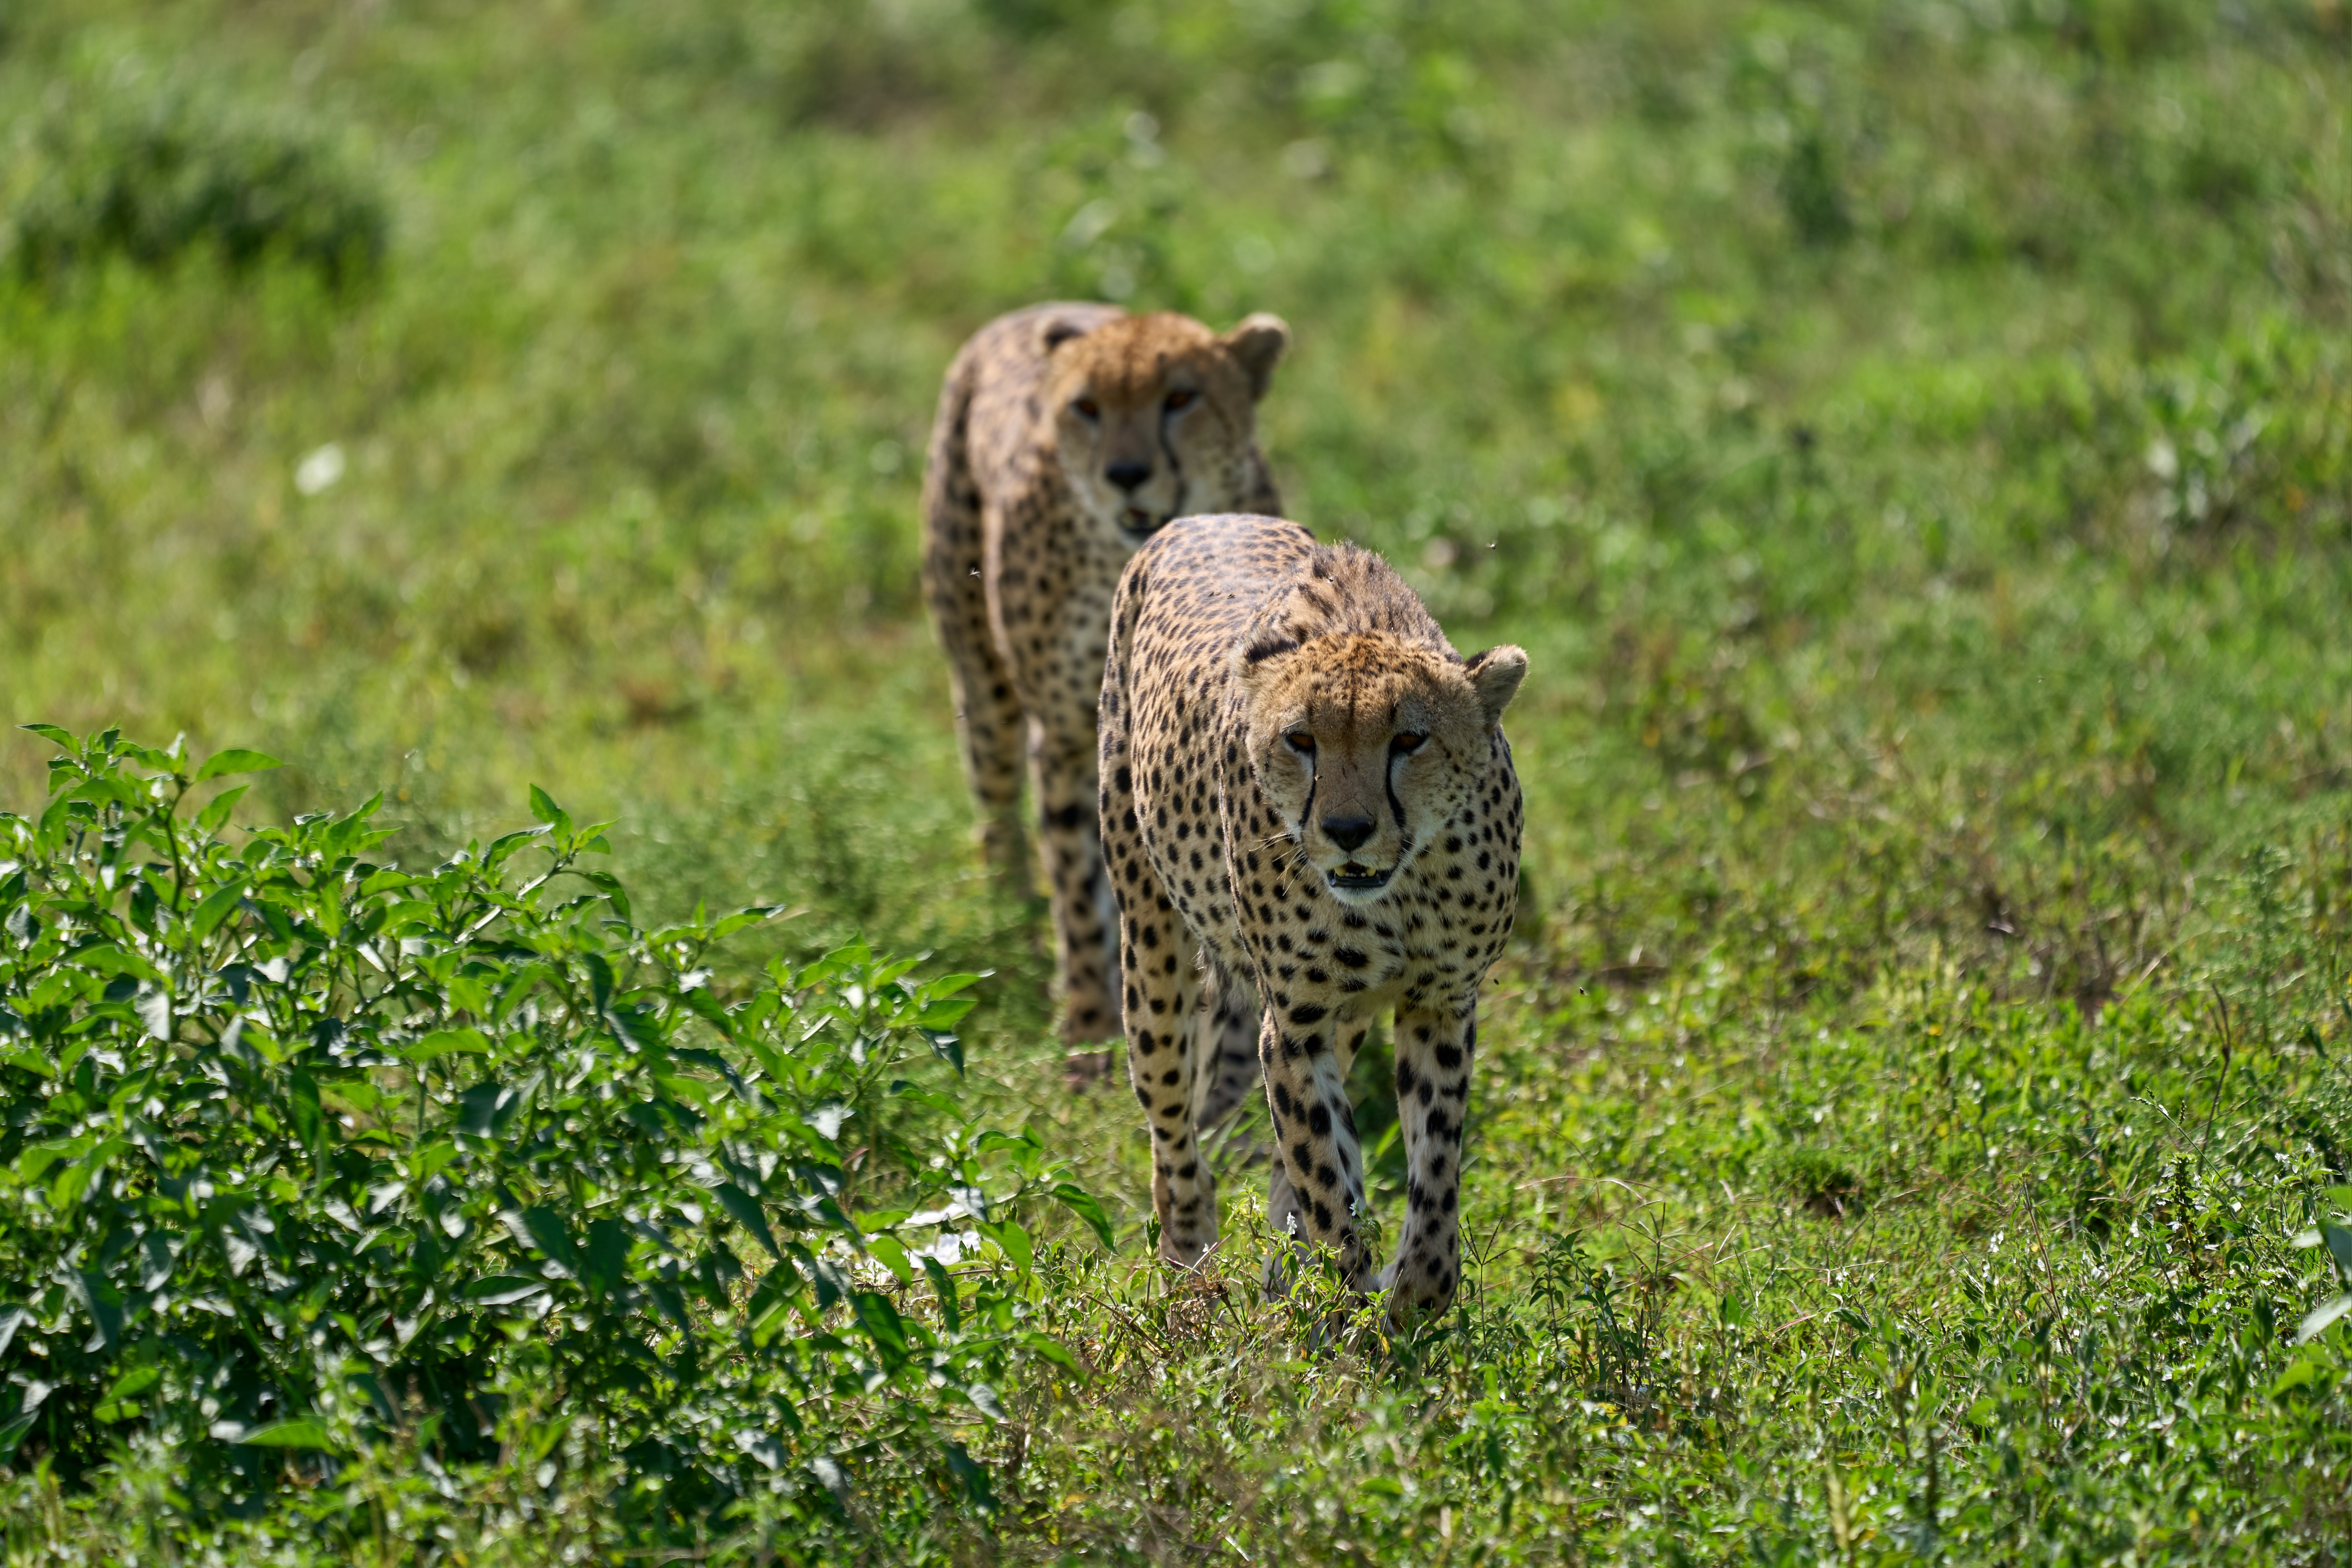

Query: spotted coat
[[921, 304, 1288, 1045], [1100, 513, 1528, 1325]]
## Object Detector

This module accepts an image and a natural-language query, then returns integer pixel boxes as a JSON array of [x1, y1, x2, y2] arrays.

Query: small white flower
[[295, 442, 346, 496]]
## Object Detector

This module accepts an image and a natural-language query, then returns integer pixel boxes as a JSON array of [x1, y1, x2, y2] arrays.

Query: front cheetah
[[1100, 513, 1527, 1325], [921, 303, 1290, 1046]]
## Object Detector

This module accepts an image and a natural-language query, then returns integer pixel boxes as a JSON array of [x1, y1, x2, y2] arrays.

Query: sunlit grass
[[3, 0, 2350, 1560]]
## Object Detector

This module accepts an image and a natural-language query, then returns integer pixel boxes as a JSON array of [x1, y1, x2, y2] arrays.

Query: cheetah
[[921, 303, 1291, 1047], [1099, 513, 1528, 1326]]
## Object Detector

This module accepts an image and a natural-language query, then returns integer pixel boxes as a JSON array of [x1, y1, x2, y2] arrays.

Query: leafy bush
[[0, 727, 1101, 1543], [7, 79, 385, 291]]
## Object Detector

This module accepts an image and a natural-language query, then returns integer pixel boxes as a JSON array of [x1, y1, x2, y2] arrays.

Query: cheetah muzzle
[[1100, 513, 1528, 1329]]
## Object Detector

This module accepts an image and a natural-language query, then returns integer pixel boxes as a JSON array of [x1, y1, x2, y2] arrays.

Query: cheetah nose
[[1105, 461, 1151, 493], [1322, 814, 1376, 853]]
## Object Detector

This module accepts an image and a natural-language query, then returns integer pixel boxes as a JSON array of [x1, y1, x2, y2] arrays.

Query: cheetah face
[[1239, 634, 1528, 906], [1040, 310, 1289, 544]]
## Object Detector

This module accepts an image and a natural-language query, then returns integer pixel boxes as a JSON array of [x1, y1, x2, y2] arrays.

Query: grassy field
[[4, 0, 2352, 1561]]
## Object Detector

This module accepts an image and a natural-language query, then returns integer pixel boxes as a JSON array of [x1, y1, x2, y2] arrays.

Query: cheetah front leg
[[1117, 895, 1216, 1267], [1190, 961, 1263, 1131], [1258, 1010, 1371, 1293], [1386, 997, 1479, 1326], [1031, 717, 1121, 1045]]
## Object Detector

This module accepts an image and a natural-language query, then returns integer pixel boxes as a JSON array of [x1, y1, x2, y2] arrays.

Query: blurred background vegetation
[[3, 0, 2352, 1558], [3, 1, 2343, 940]]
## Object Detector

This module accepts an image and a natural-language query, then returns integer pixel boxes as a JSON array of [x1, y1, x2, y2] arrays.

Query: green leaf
[[291, 1071, 324, 1151], [0, 1411, 36, 1459], [922, 1256, 960, 1334], [528, 784, 572, 839], [709, 904, 795, 941], [2296, 1293, 2352, 1345], [924, 1030, 965, 1076], [190, 881, 246, 941], [19, 723, 75, 750], [505, 1206, 580, 1278], [1021, 1330, 1085, 1375], [977, 1218, 1032, 1275], [194, 785, 249, 836], [462, 1275, 550, 1307], [72, 1268, 124, 1350], [2326, 1221, 2352, 1285], [484, 827, 548, 870], [716, 1183, 782, 1261], [226, 1418, 341, 1451], [1, 1050, 51, 1080], [1052, 1182, 1117, 1250], [2272, 1356, 2328, 1396], [55, 1140, 124, 1212], [194, 749, 284, 782], [99, 1365, 161, 1405], [916, 997, 977, 1030], [407, 1027, 490, 1062], [850, 1290, 909, 1364], [942, 1439, 997, 1513], [580, 1217, 632, 1297], [866, 1231, 913, 1285], [577, 869, 632, 925]]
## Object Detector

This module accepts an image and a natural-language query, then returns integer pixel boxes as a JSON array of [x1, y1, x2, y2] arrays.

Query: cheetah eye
[[1163, 389, 1198, 413], [1390, 732, 1427, 756], [1071, 397, 1101, 421], [1285, 731, 1316, 754]]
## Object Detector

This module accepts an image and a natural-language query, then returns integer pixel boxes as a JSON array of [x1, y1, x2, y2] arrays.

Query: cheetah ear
[[1038, 315, 1097, 356], [1219, 312, 1291, 400], [1464, 645, 1527, 728]]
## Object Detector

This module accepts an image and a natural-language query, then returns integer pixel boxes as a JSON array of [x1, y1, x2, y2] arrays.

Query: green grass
[[3, 0, 2352, 1560]]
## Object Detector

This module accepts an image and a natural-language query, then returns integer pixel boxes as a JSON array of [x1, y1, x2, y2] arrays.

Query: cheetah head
[[1238, 632, 1527, 907], [1040, 309, 1289, 544]]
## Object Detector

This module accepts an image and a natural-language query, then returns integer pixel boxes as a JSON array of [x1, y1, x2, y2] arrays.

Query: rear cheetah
[[1099, 513, 1527, 1325], [921, 304, 1289, 1046]]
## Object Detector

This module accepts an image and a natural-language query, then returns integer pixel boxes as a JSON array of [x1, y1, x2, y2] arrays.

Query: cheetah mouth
[[1118, 507, 1168, 536], [1328, 865, 1392, 892]]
